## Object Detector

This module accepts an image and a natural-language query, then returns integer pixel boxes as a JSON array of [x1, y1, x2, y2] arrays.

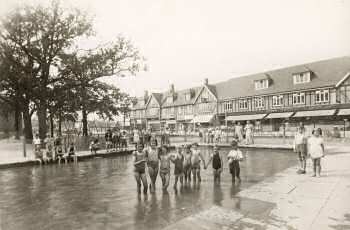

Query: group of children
[[33, 134, 77, 165], [294, 126, 325, 177], [132, 139, 244, 195]]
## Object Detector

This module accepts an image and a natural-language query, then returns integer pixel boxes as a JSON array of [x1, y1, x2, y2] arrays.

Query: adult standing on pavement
[[294, 125, 308, 174], [244, 121, 254, 145], [235, 122, 244, 143]]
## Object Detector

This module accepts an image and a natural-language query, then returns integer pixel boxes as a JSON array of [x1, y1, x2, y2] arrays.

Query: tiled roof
[[162, 87, 202, 107], [151, 93, 163, 105], [215, 56, 350, 100], [133, 97, 146, 110]]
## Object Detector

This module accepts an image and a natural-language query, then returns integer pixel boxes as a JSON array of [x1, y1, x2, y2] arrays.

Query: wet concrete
[[0, 147, 296, 230]]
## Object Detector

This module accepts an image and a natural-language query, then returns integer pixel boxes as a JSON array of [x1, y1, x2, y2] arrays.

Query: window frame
[[293, 72, 311, 84], [254, 97, 265, 109], [255, 79, 269, 90], [292, 92, 306, 105], [315, 89, 329, 104], [239, 99, 248, 110], [272, 95, 284, 107]]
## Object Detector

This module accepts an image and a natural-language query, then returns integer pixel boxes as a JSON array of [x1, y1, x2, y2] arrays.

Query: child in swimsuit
[[159, 145, 171, 191], [190, 143, 205, 183], [171, 145, 184, 188], [183, 145, 192, 183], [146, 139, 160, 193], [206, 145, 223, 183], [133, 142, 148, 194]]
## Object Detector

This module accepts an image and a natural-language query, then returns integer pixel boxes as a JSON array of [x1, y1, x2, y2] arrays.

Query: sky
[[1, 0, 350, 97]]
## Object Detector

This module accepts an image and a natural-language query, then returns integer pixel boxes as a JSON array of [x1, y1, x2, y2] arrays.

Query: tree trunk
[[58, 113, 62, 136], [14, 104, 21, 139], [23, 103, 33, 141], [37, 101, 47, 140], [50, 113, 54, 137], [82, 107, 88, 136]]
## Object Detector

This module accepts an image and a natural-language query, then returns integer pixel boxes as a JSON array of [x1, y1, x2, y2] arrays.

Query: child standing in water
[[146, 139, 160, 193], [227, 140, 244, 184], [308, 128, 325, 177], [133, 142, 148, 195], [190, 143, 206, 183], [171, 145, 185, 188], [294, 126, 308, 174], [183, 145, 192, 183], [159, 145, 171, 191], [205, 145, 223, 183]]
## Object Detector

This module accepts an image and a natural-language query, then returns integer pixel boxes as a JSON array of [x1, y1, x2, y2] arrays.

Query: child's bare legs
[[197, 169, 201, 182], [313, 158, 321, 177], [174, 175, 179, 188], [160, 172, 170, 190], [148, 166, 158, 193], [192, 168, 197, 183], [134, 172, 142, 193], [179, 174, 184, 186]]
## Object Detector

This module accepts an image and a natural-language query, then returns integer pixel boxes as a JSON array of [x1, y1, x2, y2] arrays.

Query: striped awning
[[193, 114, 214, 123], [293, 109, 336, 118], [266, 112, 294, 119], [337, 109, 350, 116], [226, 113, 267, 121]]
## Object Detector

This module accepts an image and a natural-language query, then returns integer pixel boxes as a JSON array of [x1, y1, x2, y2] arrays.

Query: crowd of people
[[132, 139, 244, 195], [33, 134, 77, 165]]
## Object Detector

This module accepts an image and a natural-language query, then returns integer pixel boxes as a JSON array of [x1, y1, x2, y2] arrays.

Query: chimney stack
[[204, 78, 209, 85], [144, 90, 149, 103], [170, 84, 175, 94]]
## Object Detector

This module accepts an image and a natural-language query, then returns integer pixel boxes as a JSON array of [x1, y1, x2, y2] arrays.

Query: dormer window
[[293, 72, 311, 84], [255, 79, 269, 90]]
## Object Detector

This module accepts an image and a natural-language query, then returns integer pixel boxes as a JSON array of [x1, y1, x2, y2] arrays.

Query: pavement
[[163, 145, 350, 230]]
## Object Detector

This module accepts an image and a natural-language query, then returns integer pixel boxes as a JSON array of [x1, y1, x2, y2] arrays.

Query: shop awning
[[266, 112, 294, 119], [293, 109, 336, 118], [176, 115, 194, 121], [337, 109, 350, 116], [193, 114, 214, 123], [166, 120, 177, 124], [226, 113, 267, 121], [147, 120, 161, 125]]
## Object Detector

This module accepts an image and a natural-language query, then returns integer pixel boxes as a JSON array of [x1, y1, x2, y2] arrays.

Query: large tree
[[0, 1, 93, 139]]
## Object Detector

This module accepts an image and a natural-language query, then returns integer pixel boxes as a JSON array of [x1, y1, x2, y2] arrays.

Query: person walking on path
[[308, 128, 325, 177], [133, 142, 148, 195], [205, 145, 224, 183], [171, 146, 185, 189], [105, 129, 113, 152], [190, 143, 206, 183], [294, 126, 308, 174], [227, 140, 244, 184], [146, 139, 160, 193]]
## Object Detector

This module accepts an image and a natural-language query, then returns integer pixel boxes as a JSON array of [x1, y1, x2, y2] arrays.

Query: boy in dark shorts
[[64, 142, 78, 164], [227, 140, 243, 184], [133, 142, 148, 195], [205, 145, 223, 183], [171, 145, 185, 188]]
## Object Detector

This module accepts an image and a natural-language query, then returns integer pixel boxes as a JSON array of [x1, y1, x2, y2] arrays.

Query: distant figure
[[294, 126, 307, 174], [121, 131, 128, 150], [227, 140, 244, 184], [205, 145, 223, 183], [89, 138, 99, 155], [146, 139, 160, 193], [244, 121, 254, 145], [65, 142, 78, 164], [308, 128, 325, 177], [105, 129, 113, 152], [54, 136, 64, 163], [113, 130, 121, 150], [33, 133, 41, 150], [235, 122, 244, 143]]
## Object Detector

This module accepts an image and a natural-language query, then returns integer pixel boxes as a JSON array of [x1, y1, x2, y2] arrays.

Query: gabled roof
[[133, 97, 146, 110], [193, 84, 218, 104], [215, 56, 350, 100], [162, 87, 202, 107], [146, 93, 162, 107]]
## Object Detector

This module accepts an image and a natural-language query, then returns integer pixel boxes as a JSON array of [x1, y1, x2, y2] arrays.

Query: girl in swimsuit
[[159, 145, 171, 191], [133, 142, 148, 195], [146, 139, 160, 193]]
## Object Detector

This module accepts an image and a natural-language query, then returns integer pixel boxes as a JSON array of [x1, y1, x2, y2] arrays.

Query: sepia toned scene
[[0, 0, 350, 229]]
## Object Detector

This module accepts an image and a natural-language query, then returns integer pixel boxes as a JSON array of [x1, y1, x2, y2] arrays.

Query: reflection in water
[[0, 147, 296, 230]]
